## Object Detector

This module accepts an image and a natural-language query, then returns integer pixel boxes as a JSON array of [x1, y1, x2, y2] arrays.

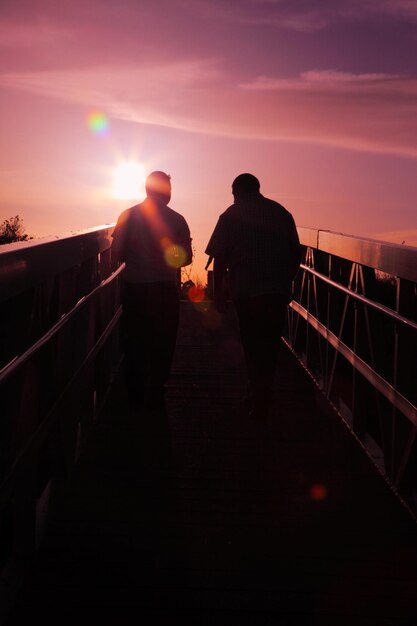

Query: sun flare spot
[[188, 285, 205, 303], [112, 161, 145, 200], [87, 110, 109, 135], [164, 244, 186, 268], [310, 483, 327, 501]]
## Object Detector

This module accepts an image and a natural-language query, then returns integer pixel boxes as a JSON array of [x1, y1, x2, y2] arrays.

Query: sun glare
[[112, 161, 145, 200]]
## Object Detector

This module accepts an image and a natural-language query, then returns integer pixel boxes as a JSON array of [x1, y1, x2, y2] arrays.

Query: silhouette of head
[[145, 171, 171, 204], [232, 173, 260, 198]]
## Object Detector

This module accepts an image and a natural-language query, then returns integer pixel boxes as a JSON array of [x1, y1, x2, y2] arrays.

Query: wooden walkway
[[6, 302, 417, 625]]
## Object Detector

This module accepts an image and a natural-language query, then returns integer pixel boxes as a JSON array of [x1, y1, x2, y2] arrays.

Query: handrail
[[300, 264, 417, 332], [297, 227, 417, 282], [289, 300, 417, 427], [0, 224, 115, 302], [0, 263, 125, 383], [0, 306, 122, 511], [287, 236, 417, 498], [0, 237, 124, 622]]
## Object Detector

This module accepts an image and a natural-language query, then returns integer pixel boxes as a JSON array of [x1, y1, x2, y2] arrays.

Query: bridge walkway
[[5, 302, 417, 625]]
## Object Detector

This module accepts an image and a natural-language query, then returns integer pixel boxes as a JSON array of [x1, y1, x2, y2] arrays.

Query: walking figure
[[112, 171, 192, 410], [205, 173, 301, 419]]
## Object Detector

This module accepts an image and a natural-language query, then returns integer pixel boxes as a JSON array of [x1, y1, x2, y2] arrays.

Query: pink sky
[[1, 0, 417, 281]]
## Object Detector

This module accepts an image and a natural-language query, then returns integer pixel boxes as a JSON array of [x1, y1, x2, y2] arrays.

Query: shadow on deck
[[5, 302, 417, 626]]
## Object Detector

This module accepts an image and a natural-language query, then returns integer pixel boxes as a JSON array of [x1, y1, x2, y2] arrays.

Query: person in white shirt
[[112, 171, 192, 410]]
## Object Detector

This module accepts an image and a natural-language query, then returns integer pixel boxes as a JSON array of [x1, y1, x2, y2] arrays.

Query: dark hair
[[145, 171, 171, 196], [232, 173, 260, 195]]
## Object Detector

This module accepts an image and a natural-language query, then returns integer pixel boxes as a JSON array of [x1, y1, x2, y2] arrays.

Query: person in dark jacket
[[205, 173, 301, 420]]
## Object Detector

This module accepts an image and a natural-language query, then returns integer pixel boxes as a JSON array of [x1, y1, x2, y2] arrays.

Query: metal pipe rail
[[301, 264, 417, 333], [286, 228, 417, 503], [1, 222, 416, 618], [0, 226, 122, 624], [0, 224, 115, 369], [0, 263, 125, 384]]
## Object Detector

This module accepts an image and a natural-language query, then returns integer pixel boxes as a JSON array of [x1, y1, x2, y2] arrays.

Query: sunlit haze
[[112, 161, 146, 200], [1, 0, 417, 281]]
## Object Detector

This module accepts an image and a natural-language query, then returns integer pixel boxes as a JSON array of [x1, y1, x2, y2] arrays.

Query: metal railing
[[0, 225, 123, 622], [1, 222, 417, 617], [286, 228, 417, 506]]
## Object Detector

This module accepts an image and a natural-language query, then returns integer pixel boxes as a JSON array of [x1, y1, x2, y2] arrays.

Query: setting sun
[[112, 161, 145, 200]]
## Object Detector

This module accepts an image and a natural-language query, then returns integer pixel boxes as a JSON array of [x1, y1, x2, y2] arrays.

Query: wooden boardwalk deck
[[6, 302, 417, 625]]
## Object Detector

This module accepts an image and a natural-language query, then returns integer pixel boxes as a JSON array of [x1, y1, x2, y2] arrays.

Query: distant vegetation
[[0, 215, 33, 245]]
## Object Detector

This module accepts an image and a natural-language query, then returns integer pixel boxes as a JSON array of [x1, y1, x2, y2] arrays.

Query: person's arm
[[205, 213, 229, 312], [177, 218, 193, 267], [213, 255, 228, 313], [110, 245, 123, 272], [289, 216, 302, 281], [180, 234, 193, 268], [110, 209, 130, 272]]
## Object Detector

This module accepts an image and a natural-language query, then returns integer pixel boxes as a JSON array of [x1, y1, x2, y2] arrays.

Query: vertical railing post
[[393, 278, 417, 488]]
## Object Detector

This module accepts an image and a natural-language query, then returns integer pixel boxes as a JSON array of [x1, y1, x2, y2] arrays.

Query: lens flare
[[112, 161, 145, 200], [310, 484, 327, 501], [188, 285, 205, 303], [201, 304, 222, 330], [87, 110, 109, 135], [160, 236, 171, 250], [164, 244, 186, 268]]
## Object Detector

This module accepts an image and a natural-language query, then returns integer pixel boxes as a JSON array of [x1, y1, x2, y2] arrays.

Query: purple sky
[[1, 0, 416, 279]]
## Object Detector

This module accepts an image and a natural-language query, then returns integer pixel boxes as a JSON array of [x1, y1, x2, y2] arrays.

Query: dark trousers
[[121, 281, 180, 408], [234, 293, 288, 411]]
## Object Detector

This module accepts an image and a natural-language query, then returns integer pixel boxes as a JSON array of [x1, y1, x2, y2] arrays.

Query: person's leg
[[121, 282, 149, 409], [256, 294, 287, 405], [234, 293, 288, 418], [144, 281, 180, 406]]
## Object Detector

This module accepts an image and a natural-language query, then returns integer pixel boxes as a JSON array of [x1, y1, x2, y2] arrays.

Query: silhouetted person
[[205, 173, 301, 420], [111, 171, 192, 410]]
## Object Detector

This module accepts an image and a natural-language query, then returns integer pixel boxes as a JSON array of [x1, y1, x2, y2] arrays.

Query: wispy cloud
[[188, 0, 417, 32], [237, 69, 417, 157], [0, 19, 74, 48], [1, 63, 416, 159], [370, 0, 417, 20], [240, 70, 415, 93], [0, 59, 220, 111], [184, 0, 332, 32]]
